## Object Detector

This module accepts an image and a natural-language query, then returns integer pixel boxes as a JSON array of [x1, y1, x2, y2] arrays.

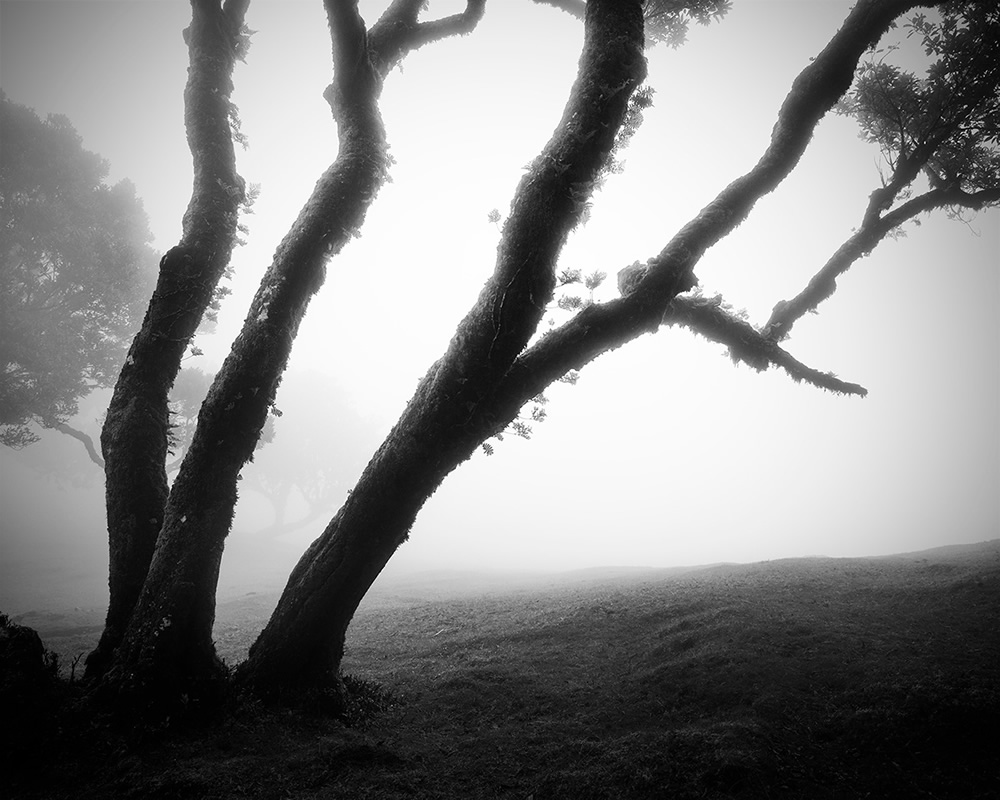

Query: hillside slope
[[11, 540, 1000, 799]]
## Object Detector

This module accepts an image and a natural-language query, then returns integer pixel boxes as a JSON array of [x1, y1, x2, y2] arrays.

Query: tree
[[238, 370, 369, 540], [0, 95, 159, 462], [81, 0, 996, 719]]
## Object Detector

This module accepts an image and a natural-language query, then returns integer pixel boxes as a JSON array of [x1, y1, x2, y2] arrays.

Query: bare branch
[[765, 184, 1000, 340], [663, 295, 868, 396], [51, 422, 106, 469]]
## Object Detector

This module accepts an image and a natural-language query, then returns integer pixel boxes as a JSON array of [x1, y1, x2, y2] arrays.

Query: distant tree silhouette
[[0, 96, 159, 463]]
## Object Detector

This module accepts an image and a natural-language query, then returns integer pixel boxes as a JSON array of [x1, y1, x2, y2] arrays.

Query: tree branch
[[368, 0, 487, 75], [51, 421, 106, 469], [322, 0, 379, 114], [412, 0, 647, 422], [663, 295, 868, 396], [531, 0, 586, 21], [765, 183, 1000, 340], [473, 0, 927, 435], [862, 131, 952, 228]]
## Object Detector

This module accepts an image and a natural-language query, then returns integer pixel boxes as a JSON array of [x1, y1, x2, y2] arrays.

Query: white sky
[[1, 0, 997, 609]]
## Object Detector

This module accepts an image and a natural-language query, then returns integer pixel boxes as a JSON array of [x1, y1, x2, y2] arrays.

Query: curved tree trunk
[[238, 0, 648, 699], [87, 0, 250, 680], [97, 0, 486, 712], [239, 0, 927, 700]]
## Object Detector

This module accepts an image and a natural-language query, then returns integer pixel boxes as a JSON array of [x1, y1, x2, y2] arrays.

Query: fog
[[1, 1, 997, 616]]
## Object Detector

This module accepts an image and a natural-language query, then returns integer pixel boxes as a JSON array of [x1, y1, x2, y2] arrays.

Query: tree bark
[[238, 0, 648, 700], [97, 0, 486, 711], [239, 0, 932, 701], [87, 0, 249, 680]]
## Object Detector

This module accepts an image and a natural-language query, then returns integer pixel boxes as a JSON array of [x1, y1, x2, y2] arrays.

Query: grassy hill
[[10, 540, 1000, 798]]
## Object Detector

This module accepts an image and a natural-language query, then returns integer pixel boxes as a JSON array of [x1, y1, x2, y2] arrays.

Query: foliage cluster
[[0, 95, 158, 449], [838, 3, 1000, 203]]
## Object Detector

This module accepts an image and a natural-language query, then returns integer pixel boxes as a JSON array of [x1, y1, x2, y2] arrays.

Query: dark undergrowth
[[5, 541, 999, 799]]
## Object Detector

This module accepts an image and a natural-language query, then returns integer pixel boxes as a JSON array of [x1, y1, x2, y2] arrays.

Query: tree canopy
[[0, 95, 159, 451]]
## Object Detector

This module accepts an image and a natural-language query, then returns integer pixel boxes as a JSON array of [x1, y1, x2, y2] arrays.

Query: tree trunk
[[99, 120, 390, 710], [239, 0, 929, 700], [94, 0, 494, 708], [238, 0, 648, 699], [87, 0, 250, 681]]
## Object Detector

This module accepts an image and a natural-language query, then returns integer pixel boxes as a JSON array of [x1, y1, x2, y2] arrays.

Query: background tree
[[0, 95, 159, 463], [71, 0, 997, 719], [240, 370, 369, 540], [168, 365, 275, 473]]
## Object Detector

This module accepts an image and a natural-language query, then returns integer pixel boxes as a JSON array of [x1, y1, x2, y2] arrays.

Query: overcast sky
[[1, 0, 997, 611]]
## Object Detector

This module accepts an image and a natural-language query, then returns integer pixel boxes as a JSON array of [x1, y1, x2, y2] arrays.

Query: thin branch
[[861, 132, 949, 228], [51, 422, 106, 468], [663, 295, 868, 396], [765, 184, 1000, 339]]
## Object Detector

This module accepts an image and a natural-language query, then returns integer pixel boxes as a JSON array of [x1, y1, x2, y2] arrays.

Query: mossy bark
[[92, 0, 489, 716], [238, 0, 648, 698], [88, 0, 249, 680], [240, 0, 933, 699]]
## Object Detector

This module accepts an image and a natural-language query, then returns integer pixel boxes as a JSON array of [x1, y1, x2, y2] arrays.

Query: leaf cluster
[[643, 0, 732, 48], [838, 3, 1000, 196]]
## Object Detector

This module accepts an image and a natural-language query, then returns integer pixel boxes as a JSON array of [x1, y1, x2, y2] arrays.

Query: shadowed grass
[[10, 541, 1000, 798]]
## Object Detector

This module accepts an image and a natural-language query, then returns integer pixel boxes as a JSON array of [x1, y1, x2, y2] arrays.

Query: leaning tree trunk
[[238, 0, 928, 700], [87, 0, 250, 680], [238, 0, 648, 699], [96, 0, 486, 712]]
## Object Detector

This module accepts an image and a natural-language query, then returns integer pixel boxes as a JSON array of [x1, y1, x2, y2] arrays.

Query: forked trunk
[[86, 0, 249, 680], [239, 0, 648, 699]]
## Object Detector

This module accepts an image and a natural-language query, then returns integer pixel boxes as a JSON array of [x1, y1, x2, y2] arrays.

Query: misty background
[[1, 0, 997, 614]]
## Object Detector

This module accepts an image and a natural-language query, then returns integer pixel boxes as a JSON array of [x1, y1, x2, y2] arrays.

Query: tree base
[[90, 652, 231, 732], [235, 663, 349, 718]]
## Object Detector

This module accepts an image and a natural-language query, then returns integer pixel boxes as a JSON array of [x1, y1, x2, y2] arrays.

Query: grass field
[[10, 540, 1000, 799]]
